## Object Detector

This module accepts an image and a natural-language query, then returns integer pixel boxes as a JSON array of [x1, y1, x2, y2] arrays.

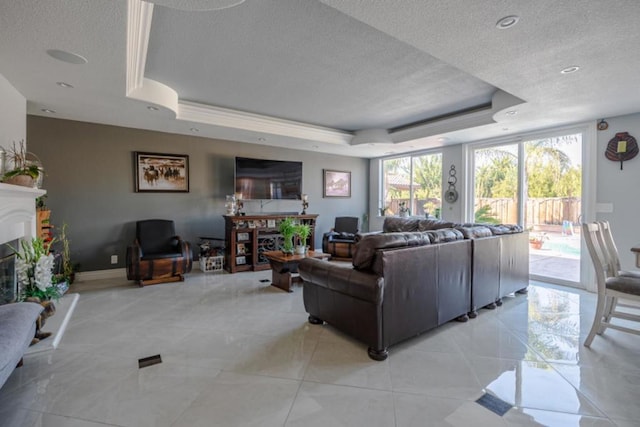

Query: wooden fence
[[475, 197, 581, 226]]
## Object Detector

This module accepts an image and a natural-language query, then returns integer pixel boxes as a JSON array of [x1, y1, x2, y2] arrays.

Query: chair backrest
[[582, 222, 608, 293], [136, 219, 176, 254], [334, 216, 359, 234], [597, 220, 621, 275]]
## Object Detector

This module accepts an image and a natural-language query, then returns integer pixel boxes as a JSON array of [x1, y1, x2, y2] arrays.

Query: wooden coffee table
[[262, 250, 330, 292]]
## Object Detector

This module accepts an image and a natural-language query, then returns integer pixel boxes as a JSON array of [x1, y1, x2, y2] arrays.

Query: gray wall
[[596, 112, 640, 271], [27, 116, 368, 271]]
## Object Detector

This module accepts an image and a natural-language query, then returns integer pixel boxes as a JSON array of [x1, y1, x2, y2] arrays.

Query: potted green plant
[[1, 140, 42, 187], [529, 232, 549, 250], [55, 223, 76, 289], [399, 201, 410, 217], [294, 223, 311, 255], [10, 237, 60, 301], [278, 217, 296, 255]]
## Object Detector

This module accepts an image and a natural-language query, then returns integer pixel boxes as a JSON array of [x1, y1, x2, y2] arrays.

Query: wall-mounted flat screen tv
[[235, 157, 303, 200]]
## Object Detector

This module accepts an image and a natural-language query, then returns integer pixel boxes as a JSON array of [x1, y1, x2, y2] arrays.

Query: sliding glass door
[[470, 130, 585, 287], [524, 134, 582, 285]]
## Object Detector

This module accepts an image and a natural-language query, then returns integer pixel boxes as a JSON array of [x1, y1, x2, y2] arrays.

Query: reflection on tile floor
[[1, 272, 639, 426]]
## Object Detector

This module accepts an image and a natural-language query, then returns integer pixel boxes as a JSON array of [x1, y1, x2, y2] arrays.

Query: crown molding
[[126, 0, 154, 95], [178, 101, 352, 145]]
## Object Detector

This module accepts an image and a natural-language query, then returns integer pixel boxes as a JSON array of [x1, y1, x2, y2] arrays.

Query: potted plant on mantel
[[294, 223, 311, 255], [1, 140, 42, 188]]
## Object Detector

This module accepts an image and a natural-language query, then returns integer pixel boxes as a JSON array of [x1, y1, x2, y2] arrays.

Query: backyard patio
[[529, 228, 581, 284]]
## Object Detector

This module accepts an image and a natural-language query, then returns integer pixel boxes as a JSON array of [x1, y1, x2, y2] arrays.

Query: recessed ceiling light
[[46, 49, 88, 64], [258, 137, 266, 142], [496, 15, 519, 29], [147, 106, 159, 111], [561, 66, 580, 74], [190, 127, 199, 132], [312, 145, 319, 149], [502, 127, 510, 131], [384, 151, 395, 155], [41, 108, 56, 114], [56, 81, 74, 88], [505, 110, 517, 116]]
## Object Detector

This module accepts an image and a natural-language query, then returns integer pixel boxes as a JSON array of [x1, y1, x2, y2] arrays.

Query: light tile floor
[[1, 270, 639, 427]]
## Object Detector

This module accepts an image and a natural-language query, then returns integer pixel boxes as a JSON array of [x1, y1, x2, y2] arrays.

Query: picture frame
[[134, 151, 189, 192], [323, 169, 351, 198], [236, 256, 246, 265], [237, 232, 250, 241], [267, 219, 276, 228]]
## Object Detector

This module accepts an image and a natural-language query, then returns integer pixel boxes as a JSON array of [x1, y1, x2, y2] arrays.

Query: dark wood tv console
[[223, 214, 319, 273]]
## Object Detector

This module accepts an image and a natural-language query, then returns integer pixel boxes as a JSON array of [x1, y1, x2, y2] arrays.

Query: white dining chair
[[582, 222, 640, 347], [596, 220, 640, 278]]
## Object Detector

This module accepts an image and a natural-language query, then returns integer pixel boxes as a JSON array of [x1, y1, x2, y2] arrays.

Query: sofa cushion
[[486, 224, 524, 235], [454, 225, 493, 239], [417, 219, 461, 231], [383, 217, 420, 232], [425, 228, 464, 243], [353, 232, 431, 271]]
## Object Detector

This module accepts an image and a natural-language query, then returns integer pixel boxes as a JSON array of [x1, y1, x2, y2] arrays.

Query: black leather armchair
[[126, 219, 193, 286], [322, 216, 359, 259]]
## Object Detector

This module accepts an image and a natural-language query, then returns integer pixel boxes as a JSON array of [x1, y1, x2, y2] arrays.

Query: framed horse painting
[[134, 152, 189, 192]]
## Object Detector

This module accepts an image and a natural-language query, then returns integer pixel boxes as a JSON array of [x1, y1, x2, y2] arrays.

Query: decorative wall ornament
[[605, 132, 638, 170], [444, 164, 458, 203]]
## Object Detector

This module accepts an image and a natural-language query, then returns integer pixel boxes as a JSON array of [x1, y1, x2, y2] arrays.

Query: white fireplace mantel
[[0, 182, 46, 245]]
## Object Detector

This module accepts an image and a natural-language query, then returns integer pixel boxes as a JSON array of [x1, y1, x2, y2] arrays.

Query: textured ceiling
[[146, 0, 496, 131], [1, 0, 640, 158]]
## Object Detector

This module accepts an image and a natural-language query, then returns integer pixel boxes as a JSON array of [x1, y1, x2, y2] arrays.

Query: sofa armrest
[[299, 258, 383, 304], [128, 241, 142, 261], [0, 302, 43, 390], [176, 239, 191, 258]]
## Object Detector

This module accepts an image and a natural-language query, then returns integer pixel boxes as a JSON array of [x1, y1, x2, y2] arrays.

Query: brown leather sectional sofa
[[298, 217, 528, 360]]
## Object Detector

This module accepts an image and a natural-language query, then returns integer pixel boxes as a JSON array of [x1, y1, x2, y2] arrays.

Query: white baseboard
[[75, 268, 126, 282]]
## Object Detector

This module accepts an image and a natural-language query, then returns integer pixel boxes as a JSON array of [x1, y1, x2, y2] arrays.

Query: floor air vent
[[138, 354, 162, 369], [475, 393, 513, 416]]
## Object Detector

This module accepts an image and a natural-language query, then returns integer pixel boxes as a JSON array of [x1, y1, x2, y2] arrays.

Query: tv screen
[[235, 157, 303, 200]]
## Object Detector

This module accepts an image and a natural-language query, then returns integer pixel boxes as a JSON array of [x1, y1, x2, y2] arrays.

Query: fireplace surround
[[0, 240, 18, 304], [0, 182, 45, 303]]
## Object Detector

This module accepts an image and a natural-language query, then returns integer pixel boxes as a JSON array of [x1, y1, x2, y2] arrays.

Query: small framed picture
[[267, 219, 276, 228], [236, 256, 246, 265], [237, 243, 246, 255], [248, 221, 256, 229], [134, 152, 189, 192], [323, 169, 351, 198], [237, 232, 249, 241]]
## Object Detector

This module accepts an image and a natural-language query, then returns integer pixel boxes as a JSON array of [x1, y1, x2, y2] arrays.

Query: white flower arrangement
[[10, 237, 60, 301]]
